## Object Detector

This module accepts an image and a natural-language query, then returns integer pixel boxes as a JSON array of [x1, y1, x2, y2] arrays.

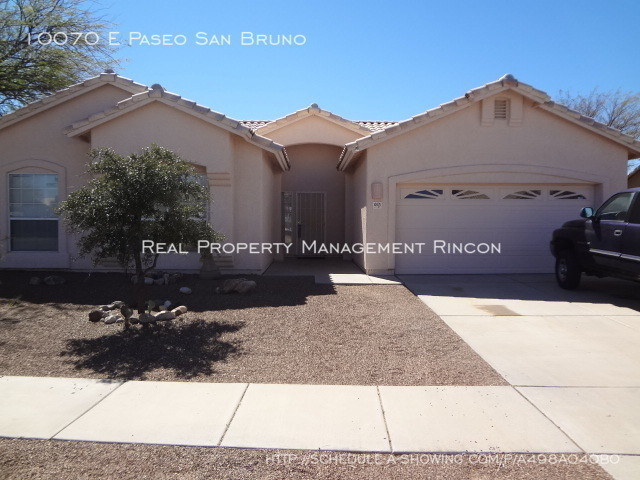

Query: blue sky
[[103, 0, 639, 122]]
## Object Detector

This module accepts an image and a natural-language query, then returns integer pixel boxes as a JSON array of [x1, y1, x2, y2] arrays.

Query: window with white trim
[[9, 173, 59, 251]]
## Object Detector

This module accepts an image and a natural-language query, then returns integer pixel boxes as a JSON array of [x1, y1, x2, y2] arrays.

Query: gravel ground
[[0, 271, 505, 385], [0, 440, 613, 480]]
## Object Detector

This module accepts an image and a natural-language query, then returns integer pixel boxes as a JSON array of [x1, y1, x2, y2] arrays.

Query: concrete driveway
[[401, 273, 640, 480]]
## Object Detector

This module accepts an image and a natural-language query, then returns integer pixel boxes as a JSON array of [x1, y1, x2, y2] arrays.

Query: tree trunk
[[133, 252, 146, 315]]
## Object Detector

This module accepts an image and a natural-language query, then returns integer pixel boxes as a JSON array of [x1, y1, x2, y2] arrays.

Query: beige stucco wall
[[357, 91, 630, 274], [0, 84, 138, 268], [259, 115, 364, 147], [629, 171, 640, 188], [89, 101, 280, 273], [259, 115, 365, 259], [344, 153, 368, 269]]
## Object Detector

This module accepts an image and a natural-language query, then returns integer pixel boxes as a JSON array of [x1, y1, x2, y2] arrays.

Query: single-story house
[[1, 73, 639, 275]]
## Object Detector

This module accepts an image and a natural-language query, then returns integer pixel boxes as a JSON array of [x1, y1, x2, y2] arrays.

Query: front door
[[282, 192, 326, 256]]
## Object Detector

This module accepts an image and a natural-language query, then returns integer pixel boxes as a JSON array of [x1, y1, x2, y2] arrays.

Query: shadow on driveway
[[400, 274, 640, 313]]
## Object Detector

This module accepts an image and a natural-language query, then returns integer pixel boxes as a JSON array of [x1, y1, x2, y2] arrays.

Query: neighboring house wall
[[0, 84, 140, 268], [359, 91, 630, 274], [630, 170, 640, 188]]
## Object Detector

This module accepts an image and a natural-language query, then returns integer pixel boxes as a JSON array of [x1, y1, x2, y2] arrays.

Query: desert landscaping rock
[[179, 287, 192, 295], [0, 272, 506, 385], [155, 311, 176, 321], [171, 306, 187, 316], [103, 315, 118, 325], [88, 310, 104, 323]]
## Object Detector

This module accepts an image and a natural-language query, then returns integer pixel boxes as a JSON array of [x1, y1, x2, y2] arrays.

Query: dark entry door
[[295, 192, 325, 256], [281, 191, 326, 256]]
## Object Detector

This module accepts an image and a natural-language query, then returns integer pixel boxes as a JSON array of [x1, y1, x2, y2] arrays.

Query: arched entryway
[[281, 144, 345, 256]]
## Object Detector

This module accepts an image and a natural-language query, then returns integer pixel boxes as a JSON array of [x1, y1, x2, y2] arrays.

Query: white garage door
[[395, 184, 593, 274]]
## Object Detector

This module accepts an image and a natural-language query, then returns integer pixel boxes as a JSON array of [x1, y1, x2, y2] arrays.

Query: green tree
[[57, 145, 222, 326], [0, 0, 119, 114]]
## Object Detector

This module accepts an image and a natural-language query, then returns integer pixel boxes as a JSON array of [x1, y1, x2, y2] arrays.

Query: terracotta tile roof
[[338, 74, 640, 170], [240, 119, 398, 133], [66, 84, 290, 171], [248, 104, 375, 136], [240, 120, 271, 130], [355, 121, 399, 132]]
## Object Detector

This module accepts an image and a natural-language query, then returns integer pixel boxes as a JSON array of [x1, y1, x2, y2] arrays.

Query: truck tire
[[555, 250, 581, 290]]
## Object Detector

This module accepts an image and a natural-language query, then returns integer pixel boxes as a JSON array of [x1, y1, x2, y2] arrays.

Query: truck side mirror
[[580, 207, 595, 219]]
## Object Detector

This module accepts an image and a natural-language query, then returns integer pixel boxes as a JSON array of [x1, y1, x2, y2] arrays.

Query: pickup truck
[[550, 187, 640, 289]]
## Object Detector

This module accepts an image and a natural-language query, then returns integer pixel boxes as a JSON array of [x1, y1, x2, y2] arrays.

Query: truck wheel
[[556, 251, 581, 290]]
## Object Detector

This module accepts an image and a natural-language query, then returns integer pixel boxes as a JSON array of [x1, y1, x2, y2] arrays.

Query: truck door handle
[[613, 230, 623, 237]]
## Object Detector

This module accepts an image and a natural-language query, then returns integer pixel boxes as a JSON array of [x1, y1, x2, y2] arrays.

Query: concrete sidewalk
[[0, 375, 633, 457]]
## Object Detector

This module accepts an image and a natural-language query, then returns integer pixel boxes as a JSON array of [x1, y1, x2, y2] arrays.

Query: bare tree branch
[[557, 88, 640, 140], [0, 0, 123, 114]]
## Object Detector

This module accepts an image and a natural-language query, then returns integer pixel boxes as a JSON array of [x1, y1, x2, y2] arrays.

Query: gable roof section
[[337, 74, 640, 171], [254, 103, 374, 137], [241, 119, 398, 133], [66, 85, 290, 171], [0, 72, 147, 131]]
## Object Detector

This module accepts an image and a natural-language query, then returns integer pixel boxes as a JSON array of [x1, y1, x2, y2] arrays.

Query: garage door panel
[[395, 184, 593, 274]]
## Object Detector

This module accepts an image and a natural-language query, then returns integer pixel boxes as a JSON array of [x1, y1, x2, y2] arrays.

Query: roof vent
[[494, 99, 509, 119], [150, 83, 165, 91], [310, 103, 319, 109], [103, 68, 115, 74]]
